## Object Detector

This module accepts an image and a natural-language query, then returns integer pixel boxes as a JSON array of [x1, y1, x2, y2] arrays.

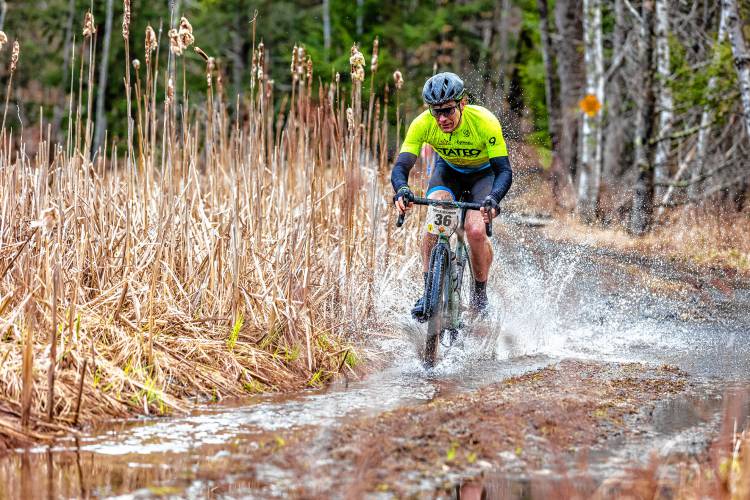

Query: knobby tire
[[424, 243, 450, 368]]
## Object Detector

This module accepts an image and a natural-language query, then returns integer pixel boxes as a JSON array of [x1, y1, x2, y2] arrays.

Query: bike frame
[[396, 196, 491, 329], [445, 207, 471, 333]]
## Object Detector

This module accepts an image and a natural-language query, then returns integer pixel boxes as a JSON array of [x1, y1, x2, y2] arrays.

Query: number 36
[[435, 214, 452, 226]]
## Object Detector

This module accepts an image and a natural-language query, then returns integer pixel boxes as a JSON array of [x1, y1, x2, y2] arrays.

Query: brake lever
[[396, 212, 405, 227], [483, 201, 493, 237]]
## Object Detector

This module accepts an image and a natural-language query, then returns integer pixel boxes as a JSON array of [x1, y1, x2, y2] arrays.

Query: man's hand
[[393, 186, 415, 214], [480, 196, 499, 224]]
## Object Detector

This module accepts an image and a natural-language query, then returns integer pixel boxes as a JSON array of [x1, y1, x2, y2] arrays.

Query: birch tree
[[93, 0, 114, 155], [553, 0, 584, 205], [630, 0, 656, 235], [688, 5, 728, 200], [322, 0, 331, 62], [723, 0, 750, 140], [537, 0, 560, 149], [577, 0, 603, 222], [0, 1, 7, 31], [652, 0, 673, 201]]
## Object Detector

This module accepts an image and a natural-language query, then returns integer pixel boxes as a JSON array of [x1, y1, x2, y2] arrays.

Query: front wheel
[[424, 243, 451, 368]]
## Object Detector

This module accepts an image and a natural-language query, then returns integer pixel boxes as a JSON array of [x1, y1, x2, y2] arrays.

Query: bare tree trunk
[[93, 0, 114, 156], [537, 0, 560, 149], [652, 0, 673, 201], [724, 0, 750, 139], [356, 0, 363, 37], [322, 0, 331, 62], [577, 0, 604, 222], [603, 0, 628, 182], [499, 0, 513, 93], [0, 1, 7, 30], [630, 0, 656, 235], [689, 5, 728, 200], [52, 0, 76, 143], [552, 0, 584, 207], [231, 25, 245, 100]]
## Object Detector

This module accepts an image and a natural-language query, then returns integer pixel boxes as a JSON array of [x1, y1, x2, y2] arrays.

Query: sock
[[474, 280, 487, 295]]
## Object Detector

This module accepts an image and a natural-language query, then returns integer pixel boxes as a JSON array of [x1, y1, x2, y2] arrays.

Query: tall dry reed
[[0, 7, 416, 447]]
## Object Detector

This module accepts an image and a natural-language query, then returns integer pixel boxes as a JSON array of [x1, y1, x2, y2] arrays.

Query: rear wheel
[[424, 243, 451, 368]]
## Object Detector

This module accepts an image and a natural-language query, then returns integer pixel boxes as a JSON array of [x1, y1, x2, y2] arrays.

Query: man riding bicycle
[[391, 72, 512, 320]]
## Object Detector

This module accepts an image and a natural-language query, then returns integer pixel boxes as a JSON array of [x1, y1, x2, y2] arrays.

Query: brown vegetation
[[0, 13, 408, 449]]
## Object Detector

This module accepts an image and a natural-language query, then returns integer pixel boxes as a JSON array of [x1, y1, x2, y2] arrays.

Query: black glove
[[483, 196, 499, 218], [393, 186, 414, 204]]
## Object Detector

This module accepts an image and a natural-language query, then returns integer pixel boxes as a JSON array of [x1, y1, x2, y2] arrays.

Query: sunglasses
[[429, 104, 459, 118]]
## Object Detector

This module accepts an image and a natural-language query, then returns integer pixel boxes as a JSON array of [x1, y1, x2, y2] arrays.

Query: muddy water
[[1, 225, 749, 498]]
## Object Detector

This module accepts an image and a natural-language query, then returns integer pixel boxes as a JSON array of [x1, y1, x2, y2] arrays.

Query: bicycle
[[396, 195, 492, 368]]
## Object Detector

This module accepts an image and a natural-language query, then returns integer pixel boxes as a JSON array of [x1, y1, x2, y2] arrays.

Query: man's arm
[[488, 156, 512, 203], [390, 152, 418, 192], [480, 156, 512, 223]]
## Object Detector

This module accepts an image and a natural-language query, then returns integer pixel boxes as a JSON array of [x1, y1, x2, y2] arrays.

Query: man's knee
[[427, 187, 453, 201], [465, 221, 487, 244]]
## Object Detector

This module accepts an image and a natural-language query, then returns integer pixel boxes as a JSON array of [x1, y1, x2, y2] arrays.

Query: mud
[[0, 360, 698, 498], [261, 360, 690, 497]]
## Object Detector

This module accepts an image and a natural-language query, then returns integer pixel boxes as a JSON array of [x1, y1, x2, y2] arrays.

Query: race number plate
[[425, 205, 459, 236]]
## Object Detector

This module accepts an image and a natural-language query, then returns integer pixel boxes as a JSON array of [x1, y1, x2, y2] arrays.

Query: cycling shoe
[[470, 290, 489, 316], [411, 296, 428, 323]]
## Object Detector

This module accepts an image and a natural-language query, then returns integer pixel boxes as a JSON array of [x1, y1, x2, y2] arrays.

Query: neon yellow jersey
[[400, 104, 508, 173]]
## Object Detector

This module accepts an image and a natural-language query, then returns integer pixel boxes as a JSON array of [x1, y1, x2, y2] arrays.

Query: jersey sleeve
[[481, 110, 508, 158], [399, 111, 430, 156]]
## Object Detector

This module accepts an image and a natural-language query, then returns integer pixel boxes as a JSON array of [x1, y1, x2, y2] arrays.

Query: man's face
[[430, 101, 462, 133]]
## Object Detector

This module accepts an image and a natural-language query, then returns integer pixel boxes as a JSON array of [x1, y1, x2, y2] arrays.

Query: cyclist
[[391, 72, 512, 320]]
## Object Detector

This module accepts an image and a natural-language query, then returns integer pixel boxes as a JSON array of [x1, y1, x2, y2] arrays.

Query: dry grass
[[508, 156, 750, 275], [0, 13, 415, 448]]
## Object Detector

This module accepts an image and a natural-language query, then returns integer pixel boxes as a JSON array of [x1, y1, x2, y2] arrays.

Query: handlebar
[[395, 196, 493, 237]]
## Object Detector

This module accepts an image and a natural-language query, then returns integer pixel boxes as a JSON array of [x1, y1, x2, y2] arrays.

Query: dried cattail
[[122, 0, 131, 39], [132, 59, 140, 71], [10, 41, 19, 74], [179, 17, 194, 49], [168, 28, 182, 56], [335, 72, 340, 84], [393, 70, 404, 90], [349, 44, 365, 82], [370, 37, 379, 73], [306, 56, 313, 82], [145, 26, 157, 65], [346, 107, 355, 131], [83, 11, 97, 37], [296, 46, 306, 79], [349, 45, 365, 69], [206, 57, 215, 87], [0, 32, 7, 51], [194, 46, 209, 61], [166, 78, 174, 103], [257, 41, 265, 81], [291, 44, 299, 82]]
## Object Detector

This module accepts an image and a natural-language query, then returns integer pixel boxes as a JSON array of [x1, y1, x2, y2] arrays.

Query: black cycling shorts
[[426, 157, 494, 203]]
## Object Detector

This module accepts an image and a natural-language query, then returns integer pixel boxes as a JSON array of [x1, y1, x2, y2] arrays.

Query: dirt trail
[[234, 361, 689, 497], [1, 227, 749, 499]]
